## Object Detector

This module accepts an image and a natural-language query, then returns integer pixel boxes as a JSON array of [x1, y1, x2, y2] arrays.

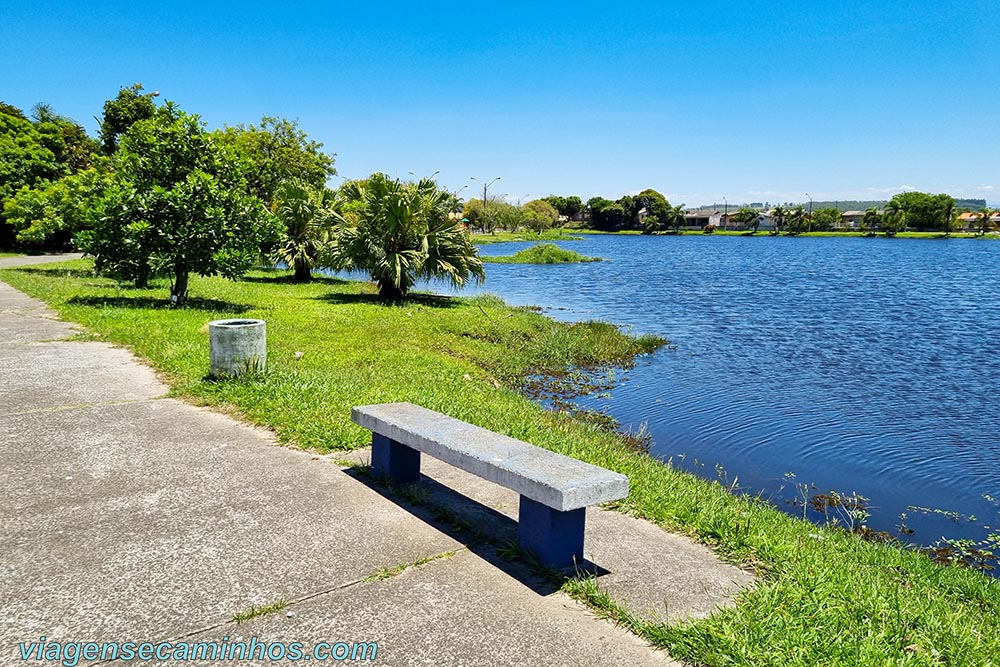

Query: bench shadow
[[315, 292, 461, 309], [343, 467, 609, 596], [67, 295, 252, 313]]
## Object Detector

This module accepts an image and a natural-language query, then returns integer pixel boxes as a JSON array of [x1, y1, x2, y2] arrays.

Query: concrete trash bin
[[208, 319, 267, 378]]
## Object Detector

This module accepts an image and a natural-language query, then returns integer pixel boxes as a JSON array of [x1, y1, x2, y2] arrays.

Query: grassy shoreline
[[471, 230, 584, 244], [2, 260, 998, 666]]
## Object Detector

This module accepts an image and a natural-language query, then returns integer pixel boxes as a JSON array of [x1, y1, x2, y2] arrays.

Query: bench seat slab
[[352, 402, 628, 512]]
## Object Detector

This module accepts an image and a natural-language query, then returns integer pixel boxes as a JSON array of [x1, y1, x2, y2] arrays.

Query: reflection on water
[[420, 234, 1000, 549]]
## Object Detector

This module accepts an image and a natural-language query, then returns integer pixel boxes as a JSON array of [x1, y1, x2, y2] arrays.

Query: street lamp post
[[806, 192, 813, 232], [471, 176, 501, 232], [451, 184, 468, 215]]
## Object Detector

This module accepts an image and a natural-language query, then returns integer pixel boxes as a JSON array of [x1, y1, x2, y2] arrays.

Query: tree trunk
[[171, 266, 189, 307], [377, 279, 405, 301], [293, 259, 312, 283]]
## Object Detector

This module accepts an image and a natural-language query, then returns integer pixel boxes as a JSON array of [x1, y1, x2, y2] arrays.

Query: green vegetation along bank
[[471, 230, 583, 244], [2, 260, 998, 666], [482, 243, 601, 264]]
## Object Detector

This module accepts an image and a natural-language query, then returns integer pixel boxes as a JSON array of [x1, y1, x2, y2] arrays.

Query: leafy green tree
[[811, 207, 841, 232], [272, 181, 337, 282], [732, 207, 760, 233], [1, 104, 64, 247], [332, 173, 484, 300], [0, 106, 63, 202], [637, 188, 670, 224], [523, 199, 559, 233], [216, 116, 335, 205], [0, 102, 101, 248], [587, 197, 627, 230], [887, 191, 955, 232], [495, 202, 527, 231], [563, 195, 583, 219], [543, 195, 583, 220], [32, 104, 99, 172], [543, 195, 566, 216], [461, 197, 506, 233], [77, 102, 274, 304], [4, 167, 110, 247], [99, 83, 158, 155]]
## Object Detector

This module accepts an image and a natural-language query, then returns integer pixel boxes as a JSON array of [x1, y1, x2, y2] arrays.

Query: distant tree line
[[1, 85, 483, 303]]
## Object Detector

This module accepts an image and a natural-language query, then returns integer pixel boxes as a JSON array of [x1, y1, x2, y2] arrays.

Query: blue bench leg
[[518, 496, 586, 569], [371, 433, 421, 484]]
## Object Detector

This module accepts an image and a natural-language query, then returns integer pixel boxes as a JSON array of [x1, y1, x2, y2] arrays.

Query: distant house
[[841, 210, 867, 229], [683, 209, 723, 230], [957, 211, 1000, 231]]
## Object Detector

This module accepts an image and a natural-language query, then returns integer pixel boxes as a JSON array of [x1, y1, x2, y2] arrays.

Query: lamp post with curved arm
[[471, 176, 501, 233]]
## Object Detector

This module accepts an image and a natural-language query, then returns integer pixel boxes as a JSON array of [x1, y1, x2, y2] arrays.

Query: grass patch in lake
[[2, 259, 998, 666], [483, 243, 602, 264]]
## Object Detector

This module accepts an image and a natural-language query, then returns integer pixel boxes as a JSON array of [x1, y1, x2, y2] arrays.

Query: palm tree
[[786, 206, 806, 235], [732, 207, 760, 233], [332, 173, 485, 300], [978, 208, 996, 236], [882, 203, 904, 237], [770, 206, 786, 235], [861, 206, 881, 237], [941, 200, 956, 237], [272, 181, 336, 282], [667, 204, 686, 234]]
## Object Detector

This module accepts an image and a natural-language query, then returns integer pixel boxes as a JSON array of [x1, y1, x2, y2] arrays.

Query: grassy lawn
[[2, 260, 998, 666], [0, 251, 23, 258], [483, 243, 601, 264]]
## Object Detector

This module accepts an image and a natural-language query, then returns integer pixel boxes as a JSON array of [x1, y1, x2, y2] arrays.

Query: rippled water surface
[[441, 235, 1000, 546]]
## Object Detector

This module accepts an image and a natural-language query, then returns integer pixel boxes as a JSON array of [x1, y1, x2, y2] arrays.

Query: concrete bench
[[351, 402, 629, 569]]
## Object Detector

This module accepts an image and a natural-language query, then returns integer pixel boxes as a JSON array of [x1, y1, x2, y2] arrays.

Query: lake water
[[433, 234, 1000, 550]]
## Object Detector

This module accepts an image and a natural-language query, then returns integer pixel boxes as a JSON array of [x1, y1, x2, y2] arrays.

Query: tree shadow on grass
[[7, 266, 98, 279], [67, 294, 252, 314], [241, 273, 350, 286], [315, 292, 461, 309]]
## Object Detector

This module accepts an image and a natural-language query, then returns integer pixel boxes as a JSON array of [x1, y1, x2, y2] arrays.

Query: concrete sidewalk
[[0, 277, 753, 666], [0, 253, 83, 269]]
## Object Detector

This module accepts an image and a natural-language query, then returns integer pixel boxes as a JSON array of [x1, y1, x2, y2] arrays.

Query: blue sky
[[3, 1, 998, 206]]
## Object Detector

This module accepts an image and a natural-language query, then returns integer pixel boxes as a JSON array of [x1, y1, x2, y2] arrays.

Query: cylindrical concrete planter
[[208, 319, 267, 378]]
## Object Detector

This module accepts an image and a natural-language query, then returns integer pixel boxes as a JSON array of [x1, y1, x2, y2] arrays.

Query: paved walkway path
[[0, 277, 753, 666], [0, 252, 83, 269]]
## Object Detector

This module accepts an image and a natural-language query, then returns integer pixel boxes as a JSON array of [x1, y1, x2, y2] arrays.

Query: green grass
[[2, 260, 998, 666], [472, 229, 583, 244], [232, 599, 289, 624], [362, 549, 462, 582], [0, 251, 22, 258], [483, 243, 601, 264]]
